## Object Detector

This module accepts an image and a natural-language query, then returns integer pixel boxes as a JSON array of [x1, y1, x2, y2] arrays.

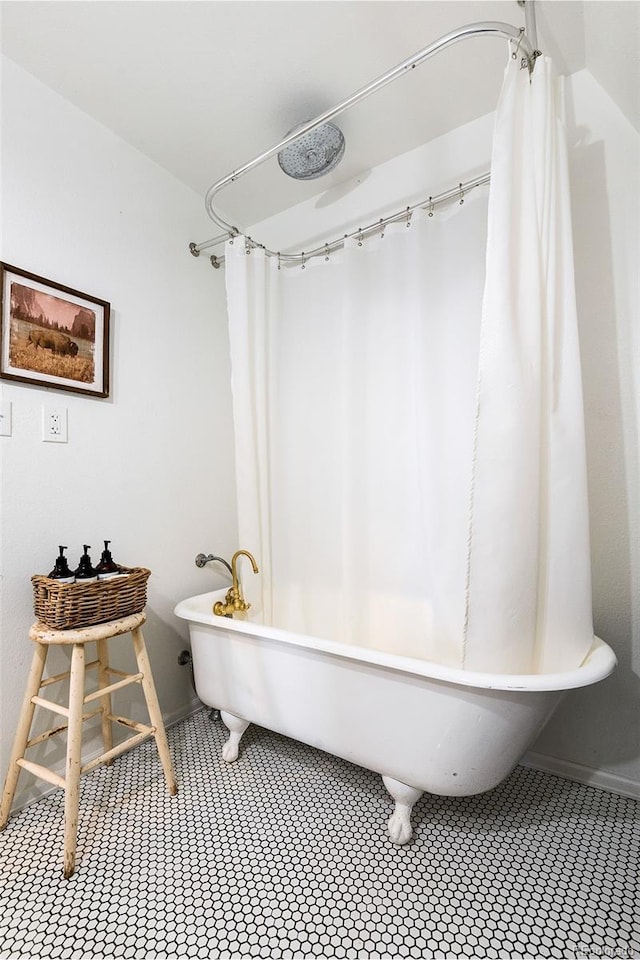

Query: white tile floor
[[0, 708, 638, 959]]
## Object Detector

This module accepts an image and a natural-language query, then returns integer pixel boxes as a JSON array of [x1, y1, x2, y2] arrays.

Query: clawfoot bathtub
[[174, 590, 616, 844]]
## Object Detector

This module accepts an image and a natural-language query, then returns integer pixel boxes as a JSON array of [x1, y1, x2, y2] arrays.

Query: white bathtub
[[174, 589, 616, 843]]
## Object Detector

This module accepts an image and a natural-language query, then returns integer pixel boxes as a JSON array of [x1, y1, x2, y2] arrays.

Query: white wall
[[0, 57, 237, 809], [250, 69, 640, 797]]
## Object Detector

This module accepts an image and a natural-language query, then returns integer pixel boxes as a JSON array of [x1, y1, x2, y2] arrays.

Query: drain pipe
[[178, 551, 232, 720], [177, 649, 220, 721]]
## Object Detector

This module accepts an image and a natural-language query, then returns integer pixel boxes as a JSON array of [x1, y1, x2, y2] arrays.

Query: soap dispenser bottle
[[96, 541, 121, 581], [74, 545, 98, 583], [48, 546, 75, 583]]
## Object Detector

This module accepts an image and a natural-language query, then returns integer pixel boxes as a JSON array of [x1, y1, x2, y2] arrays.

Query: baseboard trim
[[521, 751, 640, 801], [163, 698, 203, 729]]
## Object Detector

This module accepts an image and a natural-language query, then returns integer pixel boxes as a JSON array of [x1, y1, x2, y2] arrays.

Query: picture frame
[[0, 263, 110, 398]]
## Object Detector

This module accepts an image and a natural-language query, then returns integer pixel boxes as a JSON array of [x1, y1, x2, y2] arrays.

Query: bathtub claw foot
[[220, 710, 249, 763], [382, 776, 423, 845]]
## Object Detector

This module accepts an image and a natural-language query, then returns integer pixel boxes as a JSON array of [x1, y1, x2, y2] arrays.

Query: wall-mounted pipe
[[520, 0, 541, 56], [195, 553, 233, 577]]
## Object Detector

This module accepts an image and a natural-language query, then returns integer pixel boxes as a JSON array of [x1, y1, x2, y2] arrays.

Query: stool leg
[[131, 627, 178, 796], [63, 643, 85, 879], [0, 643, 48, 830], [96, 638, 113, 765]]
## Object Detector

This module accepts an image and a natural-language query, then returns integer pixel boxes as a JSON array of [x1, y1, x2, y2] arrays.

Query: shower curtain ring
[[428, 197, 434, 218], [277, 252, 282, 271], [245, 238, 252, 255], [324, 244, 330, 262], [379, 219, 385, 239], [357, 230, 363, 247], [511, 28, 524, 61], [406, 207, 412, 228], [459, 184, 465, 205], [301, 253, 306, 270]]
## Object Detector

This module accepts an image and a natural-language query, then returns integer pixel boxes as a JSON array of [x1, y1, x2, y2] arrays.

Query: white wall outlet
[[0, 400, 12, 437], [42, 405, 68, 443]]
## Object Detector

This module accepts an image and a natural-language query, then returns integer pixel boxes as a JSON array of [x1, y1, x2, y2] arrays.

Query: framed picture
[[0, 263, 110, 398]]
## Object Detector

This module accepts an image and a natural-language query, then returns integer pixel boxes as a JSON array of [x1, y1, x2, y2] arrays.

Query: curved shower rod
[[190, 13, 539, 264]]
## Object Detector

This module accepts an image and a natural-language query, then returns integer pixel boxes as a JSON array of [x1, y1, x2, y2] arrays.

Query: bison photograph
[[1, 266, 109, 396]]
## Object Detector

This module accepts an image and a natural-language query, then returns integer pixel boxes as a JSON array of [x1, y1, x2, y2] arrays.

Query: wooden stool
[[0, 612, 178, 878]]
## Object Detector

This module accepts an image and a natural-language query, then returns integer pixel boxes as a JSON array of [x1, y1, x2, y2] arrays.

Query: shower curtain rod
[[200, 171, 492, 270], [189, 8, 539, 268]]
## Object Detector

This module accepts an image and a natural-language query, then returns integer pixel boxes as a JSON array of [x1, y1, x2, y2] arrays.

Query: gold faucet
[[213, 550, 259, 618]]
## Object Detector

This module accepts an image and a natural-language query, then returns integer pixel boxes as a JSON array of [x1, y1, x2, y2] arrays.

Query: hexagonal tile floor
[[0, 709, 637, 958]]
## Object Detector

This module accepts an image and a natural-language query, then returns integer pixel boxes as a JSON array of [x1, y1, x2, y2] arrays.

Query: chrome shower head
[[277, 121, 346, 180]]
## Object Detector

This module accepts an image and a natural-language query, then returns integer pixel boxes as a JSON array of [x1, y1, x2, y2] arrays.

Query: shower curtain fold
[[225, 55, 593, 675], [463, 57, 593, 673]]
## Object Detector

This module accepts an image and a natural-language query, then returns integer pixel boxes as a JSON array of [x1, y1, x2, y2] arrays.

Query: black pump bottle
[[96, 541, 121, 581], [48, 546, 75, 583], [74, 545, 98, 583]]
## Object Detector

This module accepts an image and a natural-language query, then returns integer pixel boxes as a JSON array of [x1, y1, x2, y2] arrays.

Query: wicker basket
[[31, 567, 151, 630]]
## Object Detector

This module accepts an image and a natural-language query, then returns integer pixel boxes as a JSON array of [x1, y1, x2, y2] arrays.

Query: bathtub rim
[[174, 590, 616, 694]]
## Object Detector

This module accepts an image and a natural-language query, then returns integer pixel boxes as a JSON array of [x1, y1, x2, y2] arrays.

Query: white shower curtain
[[225, 56, 593, 674]]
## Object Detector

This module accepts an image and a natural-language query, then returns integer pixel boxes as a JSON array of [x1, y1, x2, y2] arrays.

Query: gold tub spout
[[213, 550, 260, 618]]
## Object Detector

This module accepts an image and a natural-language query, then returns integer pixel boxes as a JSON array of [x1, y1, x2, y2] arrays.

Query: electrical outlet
[[42, 405, 68, 443]]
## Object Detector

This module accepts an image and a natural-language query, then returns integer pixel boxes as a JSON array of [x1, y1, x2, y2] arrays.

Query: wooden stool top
[[30, 612, 146, 646]]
